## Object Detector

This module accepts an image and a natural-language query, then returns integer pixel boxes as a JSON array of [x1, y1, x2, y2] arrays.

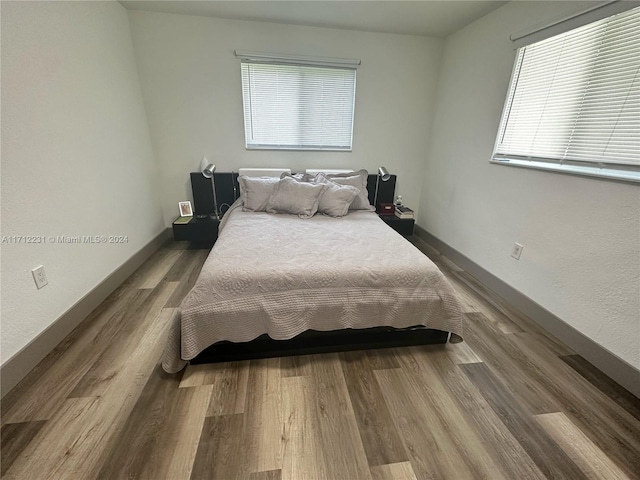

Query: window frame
[[236, 51, 360, 152], [491, 6, 640, 184]]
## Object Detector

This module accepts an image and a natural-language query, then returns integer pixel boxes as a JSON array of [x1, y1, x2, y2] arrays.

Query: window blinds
[[494, 6, 640, 172], [240, 62, 356, 150]]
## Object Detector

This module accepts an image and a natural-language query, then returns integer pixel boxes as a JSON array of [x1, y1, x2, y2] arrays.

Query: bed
[[161, 170, 464, 373]]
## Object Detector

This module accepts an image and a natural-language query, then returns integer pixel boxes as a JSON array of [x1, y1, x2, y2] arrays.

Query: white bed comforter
[[162, 202, 464, 373]]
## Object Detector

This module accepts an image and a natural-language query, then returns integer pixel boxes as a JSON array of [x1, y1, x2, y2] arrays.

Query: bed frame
[[188, 171, 450, 365], [190, 171, 398, 216], [191, 326, 449, 364]]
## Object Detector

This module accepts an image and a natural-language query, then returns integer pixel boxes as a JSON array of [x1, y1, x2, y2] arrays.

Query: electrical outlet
[[511, 243, 524, 260], [32, 265, 48, 289]]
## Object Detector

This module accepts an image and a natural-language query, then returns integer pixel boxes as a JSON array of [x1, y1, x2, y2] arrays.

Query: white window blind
[[493, 6, 640, 182], [240, 61, 357, 151]]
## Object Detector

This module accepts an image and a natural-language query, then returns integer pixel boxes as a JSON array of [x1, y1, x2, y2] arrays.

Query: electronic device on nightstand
[[378, 203, 395, 215]]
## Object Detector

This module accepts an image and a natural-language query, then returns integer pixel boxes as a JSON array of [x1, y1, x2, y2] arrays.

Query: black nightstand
[[380, 215, 415, 236], [172, 216, 219, 244]]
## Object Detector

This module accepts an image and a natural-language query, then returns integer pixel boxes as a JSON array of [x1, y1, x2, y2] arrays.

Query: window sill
[[490, 159, 640, 184], [246, 145, 352, 152]]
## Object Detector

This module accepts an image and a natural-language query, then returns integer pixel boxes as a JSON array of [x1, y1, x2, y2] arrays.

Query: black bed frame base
[[190, 326, 449, 365]]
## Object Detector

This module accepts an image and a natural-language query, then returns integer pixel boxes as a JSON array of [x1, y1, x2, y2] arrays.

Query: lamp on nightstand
[[373, 166, 391, 208], [200, 155, 220, 220]]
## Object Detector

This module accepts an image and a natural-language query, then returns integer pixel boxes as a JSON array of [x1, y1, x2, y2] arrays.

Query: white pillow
[[317, 169, 373, 211], [315, 177, 360, 217], [282, 172, 315, 182], [238, 176, 280, 212], [266, 176, 328, 218]]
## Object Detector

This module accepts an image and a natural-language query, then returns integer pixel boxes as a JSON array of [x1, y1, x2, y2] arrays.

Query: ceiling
[[119, 1, 508, 38]]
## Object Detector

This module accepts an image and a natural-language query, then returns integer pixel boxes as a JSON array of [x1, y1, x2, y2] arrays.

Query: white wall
[[420, 1, 640, 369], [127, 11, 443, 225], [1, 2, 163, 365]]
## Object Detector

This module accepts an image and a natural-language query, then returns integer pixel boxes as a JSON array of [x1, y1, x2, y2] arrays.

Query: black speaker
[[190, 172, 215, 216]]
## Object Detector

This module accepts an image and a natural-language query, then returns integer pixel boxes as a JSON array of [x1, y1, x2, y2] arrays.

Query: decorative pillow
[[281, 172, 315, 182], [315, 177, 360, 217], [317, 169, 373, 210], [238, 176, 280, 212], [266, 176, 328, 218]]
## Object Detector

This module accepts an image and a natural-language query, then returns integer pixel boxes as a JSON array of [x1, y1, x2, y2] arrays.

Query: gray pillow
[[317, 169, 373, 210], [315, 177, 360, 217], [238, 176, 280, 212], [281, 172, 315, 182], [266, 176, 328, 218]]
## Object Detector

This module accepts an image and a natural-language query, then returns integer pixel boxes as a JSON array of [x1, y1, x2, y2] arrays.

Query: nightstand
[[172, 216, 219, 244], [380, 215, 415, 236]]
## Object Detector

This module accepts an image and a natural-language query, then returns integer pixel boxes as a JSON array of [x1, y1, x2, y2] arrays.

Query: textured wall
[[419, 1, 640, 369], [127, 11, 443, 225], [1, 1, 163, 365]]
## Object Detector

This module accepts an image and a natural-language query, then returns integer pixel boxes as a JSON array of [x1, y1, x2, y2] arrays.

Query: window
[[492, 6, 640, 183], [236, 51, 358, 151]]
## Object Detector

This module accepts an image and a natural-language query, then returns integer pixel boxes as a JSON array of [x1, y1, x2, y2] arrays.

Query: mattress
[[162, 201, 464, 373]]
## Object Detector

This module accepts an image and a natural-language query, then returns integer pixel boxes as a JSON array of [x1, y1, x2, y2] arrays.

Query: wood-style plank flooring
[[2, 237, 639, 479]]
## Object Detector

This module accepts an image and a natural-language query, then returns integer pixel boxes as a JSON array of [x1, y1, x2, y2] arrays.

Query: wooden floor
[[2, 237, 639, 480]]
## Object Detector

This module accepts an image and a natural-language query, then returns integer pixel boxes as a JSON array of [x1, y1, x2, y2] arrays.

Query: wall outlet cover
[[32, 265, 48, 289], [511, 243, 524, 260]]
